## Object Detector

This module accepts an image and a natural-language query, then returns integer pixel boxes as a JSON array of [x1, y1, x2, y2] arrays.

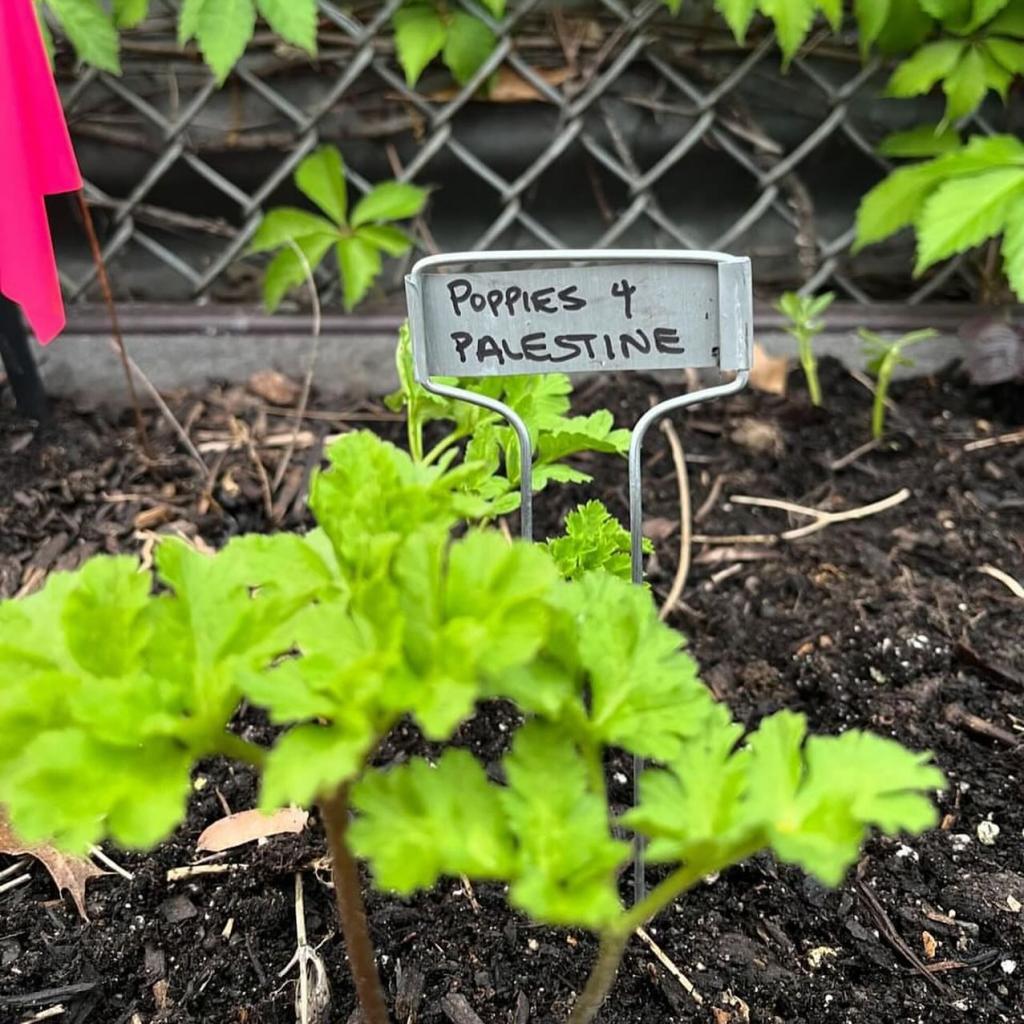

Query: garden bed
[[1, 360, 1021, 1024]]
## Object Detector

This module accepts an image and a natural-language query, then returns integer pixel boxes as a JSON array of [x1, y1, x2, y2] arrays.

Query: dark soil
[[1, 361, 1022, 1024]]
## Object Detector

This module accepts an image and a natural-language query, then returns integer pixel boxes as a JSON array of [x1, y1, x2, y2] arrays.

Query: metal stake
[[627, 370, 750, 901], [0, 295, 49, 422]]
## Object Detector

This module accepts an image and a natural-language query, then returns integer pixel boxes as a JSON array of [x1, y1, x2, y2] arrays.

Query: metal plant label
[[406, 251, 752, 381]]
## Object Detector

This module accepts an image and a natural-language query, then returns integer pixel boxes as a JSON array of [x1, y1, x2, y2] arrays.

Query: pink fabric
[[0, 0, 82, 344]]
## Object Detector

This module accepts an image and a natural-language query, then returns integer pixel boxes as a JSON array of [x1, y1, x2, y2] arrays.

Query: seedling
[[776, 290, 834, 406], [0, 426, 945, 1024], [859, 327, 938, 439], [250, 145, 428, 312]]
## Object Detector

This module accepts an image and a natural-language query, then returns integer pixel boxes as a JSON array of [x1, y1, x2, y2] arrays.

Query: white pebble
[[950, 833, 972, 852], [977, 821, 1000, 846], [1001, 960, 1017, 975], [895, 844, 919, 861]]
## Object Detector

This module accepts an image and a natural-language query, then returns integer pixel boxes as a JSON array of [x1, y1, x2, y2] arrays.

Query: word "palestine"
[[450, 327, 685, 367]]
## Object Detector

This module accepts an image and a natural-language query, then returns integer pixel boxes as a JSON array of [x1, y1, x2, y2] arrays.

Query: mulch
[[0, 358, 1022, 1024]]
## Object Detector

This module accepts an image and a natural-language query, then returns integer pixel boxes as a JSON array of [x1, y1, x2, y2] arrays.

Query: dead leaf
[[749, 342, 790, 396], [643, 517, 678, 541], [922, 930, 938, 959], [248, 369, 301, 406], [693, 546, 779, 565], [425, 66, 572, 103], [0, 812, 105, 921], [730, 417, 784, 456], [197, 807, 308, 853]]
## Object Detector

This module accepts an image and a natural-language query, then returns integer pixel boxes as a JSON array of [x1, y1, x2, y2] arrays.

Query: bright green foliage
[[547, 499, 649, 582], [387, 323, 630, 509], [855, 134, 1024, 299], [775, 291, 834, 406], [859, 327, 938, 438], [249, 146, 428, 312], [44, 0, 121, 72], [393, 1, 500, 86], [113, 0, 149, 29], [625, 708, 943, 888], [878, 124, 962, 157], [0, 537, 332, 852]]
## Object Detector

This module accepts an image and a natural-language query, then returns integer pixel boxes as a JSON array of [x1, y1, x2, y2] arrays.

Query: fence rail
[[54, 0, 1015, 313]]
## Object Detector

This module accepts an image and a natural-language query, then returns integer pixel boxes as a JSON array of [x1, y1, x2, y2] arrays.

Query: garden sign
[[406, 249, 753, 568]]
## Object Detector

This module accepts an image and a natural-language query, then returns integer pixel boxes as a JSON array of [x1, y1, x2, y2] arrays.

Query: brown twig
[[854, 876, 951, 996], [658, 418, 691, 621], [944, 703, 1020, 748], [75, 192, 151, 455], [977, 564, 1024, 600], [693, 473, 725, 524]]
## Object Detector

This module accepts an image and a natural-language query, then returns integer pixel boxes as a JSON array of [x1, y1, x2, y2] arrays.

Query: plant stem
[[320, 785, 392, 1024], [422, 429, 463, 466], [798, 335, 822, 406], [215, 733, 267, 769], [872, 362, 891, 441], [566, 930, 629, 1024]]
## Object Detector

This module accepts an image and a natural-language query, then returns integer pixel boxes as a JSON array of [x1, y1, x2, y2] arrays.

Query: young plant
[[775, 290, 834, 406], [387, 322, 631, 510], [546, 499, 651, 582], [859, 327, 938, 439], [249, 146, 428, 312], [0, 429, 945, 1024]]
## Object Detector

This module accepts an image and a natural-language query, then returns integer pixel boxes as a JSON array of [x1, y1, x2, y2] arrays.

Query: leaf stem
[[798, 334, 822, 407], [320, 785, 392, 1024], [566, 930, 629, 1024], [422, 429, 464, 466]]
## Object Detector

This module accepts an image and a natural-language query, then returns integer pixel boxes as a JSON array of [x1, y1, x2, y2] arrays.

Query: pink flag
[[0, 0, 82, 344]]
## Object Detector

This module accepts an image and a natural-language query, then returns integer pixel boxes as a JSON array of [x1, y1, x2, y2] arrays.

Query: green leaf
[[337, 235, 382, 311], [760, 0, 817, 64], [443, 11, 497, 85], [878, 124, 961, 157], [623, 703, 750, 864], [261, 722, 374, 809], [965, 0, 1011, 29], [875, 0, 935, 53], [985, 36, 1024, 73], [61, 556, 151, 677], [915, 166, 1024, 272], [501, 721, 628, 928], [546, 500, 646, 582], [249, 208, 339, 253], [113, 0, 149, 29], [178, 0, 205, 43], [351, 182, 429, 227], [855, 162, 949, 249], [559, 572, 713, 760], [295, 146, 348, 225], [942, 45, 988, 122], [48, 0, 121, 72], [256, 0, 317, 53], [818, 0, 843, 31], [979, 43, 1015, 97], [855, 0, 892, 54], [393, 3, 447, 86], [355, 224, 413, 256], [1002, 196, 1024, 299], [478, 0, 507, 15], [350, 751, 515, 892], [886, 40, 966, 98], [919, 0, 972, 26], [262, 232, 335, 311], [715, 0, 758, 40], [988, 0, 1024, 33], [195, 0, 255, 84]]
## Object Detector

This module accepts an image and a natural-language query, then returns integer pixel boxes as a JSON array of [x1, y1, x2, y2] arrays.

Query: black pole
[[0, 295, 49, 422]]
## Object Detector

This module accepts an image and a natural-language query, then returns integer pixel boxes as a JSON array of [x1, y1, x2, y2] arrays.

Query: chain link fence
[[54, 0, 1017, 314]]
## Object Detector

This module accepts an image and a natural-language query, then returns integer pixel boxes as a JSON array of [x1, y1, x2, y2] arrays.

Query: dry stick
[[693, 473, 725, 524], [692, 488, 911, 546], [634, 927, 702, 1005], [75, 192, 151, 455], [964, 429, 1024, 452], [977, 564, 1024, 600], [272, 240, 323, 493], [319, 785, 391, 1024], [658, 418, 691, 622]]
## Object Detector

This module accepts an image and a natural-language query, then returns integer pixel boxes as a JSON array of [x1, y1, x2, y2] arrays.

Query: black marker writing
[[611, 279, 636, 319]]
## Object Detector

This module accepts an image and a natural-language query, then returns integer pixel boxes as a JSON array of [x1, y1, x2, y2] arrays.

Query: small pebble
[[1001, 960, 1017, 975], [977, 821, 1000, 846], [950, 833, 972, 852]]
